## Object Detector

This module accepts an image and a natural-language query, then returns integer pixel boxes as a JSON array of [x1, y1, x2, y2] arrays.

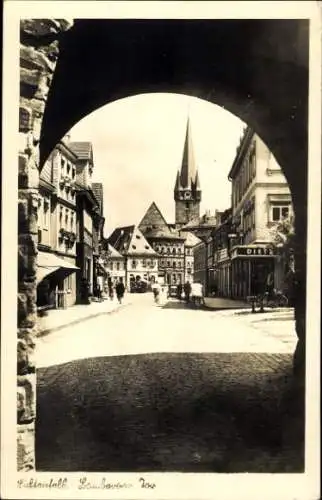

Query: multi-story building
[[228, 126, 293, 299], [212, 208, 233, 297], [101, 242, 126, 285], [91, 182, 106, 294], [69, 140, 103, 301], [139, 202, 185, 285], [181, 231, 201, 283], [193, 239, 207, 292], [108, 225, 158, 290], [36, 138, 79, 310]]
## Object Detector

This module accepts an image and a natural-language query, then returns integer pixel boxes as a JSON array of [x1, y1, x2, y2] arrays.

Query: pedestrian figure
[[115, 278, 125, 304], [191, 281, 205, 307], [177, 283, 183, 300], [183, 281, 192, 303], [266, 271, 274, 300], [96, 275, 104, 302], [152, 281, 161, 304]]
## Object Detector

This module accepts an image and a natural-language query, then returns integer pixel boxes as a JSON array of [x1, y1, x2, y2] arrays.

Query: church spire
[[179, 117, 197, 189], [174, 170, 182, 191]]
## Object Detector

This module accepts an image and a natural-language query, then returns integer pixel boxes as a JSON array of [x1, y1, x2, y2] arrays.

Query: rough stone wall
[[18, 18, 72, 472], [175, 200, 200, 226]]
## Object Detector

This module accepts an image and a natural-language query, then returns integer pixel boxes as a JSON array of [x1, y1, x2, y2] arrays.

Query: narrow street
[[36, 293, 303, 473]]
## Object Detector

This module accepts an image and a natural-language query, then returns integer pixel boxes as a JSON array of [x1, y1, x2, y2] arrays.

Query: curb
[[37, 302, 132, 338]]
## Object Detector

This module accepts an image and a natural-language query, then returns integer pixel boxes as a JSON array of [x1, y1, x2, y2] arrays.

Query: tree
[[270, 214, 295, 270]]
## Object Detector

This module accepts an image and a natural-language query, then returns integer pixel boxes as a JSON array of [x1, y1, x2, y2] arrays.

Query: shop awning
[[37, 251, 79, 284]]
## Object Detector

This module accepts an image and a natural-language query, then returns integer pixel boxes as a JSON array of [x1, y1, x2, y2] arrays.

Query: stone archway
[[18, 18, 308, 471]]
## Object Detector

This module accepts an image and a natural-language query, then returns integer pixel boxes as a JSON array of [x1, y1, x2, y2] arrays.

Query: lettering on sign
[[241, 247, 274, 256]]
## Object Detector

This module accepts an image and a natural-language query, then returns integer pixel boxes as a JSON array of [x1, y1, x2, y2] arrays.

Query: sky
[[69, 93, 246, 237]]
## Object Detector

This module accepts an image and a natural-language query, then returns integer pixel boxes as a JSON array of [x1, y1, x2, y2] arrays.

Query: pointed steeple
[[179, 118, 197, 189], [174, 170, 183, 191], [194, 170, 201, 191]]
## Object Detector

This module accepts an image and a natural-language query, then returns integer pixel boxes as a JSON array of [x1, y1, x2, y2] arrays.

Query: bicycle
[[260, 290, 289, 309]]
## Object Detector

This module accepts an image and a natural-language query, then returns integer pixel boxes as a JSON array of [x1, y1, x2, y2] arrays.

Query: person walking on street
[[115, 278, 125, 304], [152, 281, 161, 304], [191, 281, 205, 307], [183, 281, 192, 304], [177, 283, 183, 300]]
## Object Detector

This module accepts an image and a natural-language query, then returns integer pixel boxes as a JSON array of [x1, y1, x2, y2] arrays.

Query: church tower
[[174, 118, 201, 227]]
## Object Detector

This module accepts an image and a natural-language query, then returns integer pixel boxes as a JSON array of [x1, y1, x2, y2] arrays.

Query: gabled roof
[[107, 243, 123, 258], [69, 141, 93, 161], [138, 201, 170, 233], [181, 231, 202, 247], [108, 225, 157, 256]]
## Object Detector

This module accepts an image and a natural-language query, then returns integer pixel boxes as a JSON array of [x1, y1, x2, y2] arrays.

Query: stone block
[[21, 19, 67, 37], [20, 45, 55, 73], [17, 423, 35, 471], [19, 106, 32, 132], [17, 334, 36, 374], [17, 374, 36, 423], [18, 280, 37, 328], [20, 67, 42, 90]]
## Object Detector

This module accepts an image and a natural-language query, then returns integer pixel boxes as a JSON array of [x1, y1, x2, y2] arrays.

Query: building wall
[[193, 242, 207, 290], [126, 255, 158, 288], [175, 199, 200, 227], [184, 246, 194, 282], [148, 238, 185, 285], [105, 257, 126, 284]]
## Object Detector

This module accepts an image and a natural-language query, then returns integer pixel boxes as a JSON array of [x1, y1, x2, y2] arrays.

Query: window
[[167, 248, 170, 254], [172, 248, 176, 255], [142, 259, 146, 267], [65, 208, 69, 227], [72, 167, 76, 179], [132, 245, 136, 250], [185, 202, 189, 208], [116, 262, 120, 271], [67, 163, 71, 175], [43, 198, 50, 228], [173, 262, 176, 269], [132, 260, 137, 269], [178, 261, 181, 268], [110, 262, 113, 270], [136, 234, 141, 239], [167, 260, 171, 267], [150, 260, 155, 267], [178, 248, 181, 254], [271, 204, 290, 222]]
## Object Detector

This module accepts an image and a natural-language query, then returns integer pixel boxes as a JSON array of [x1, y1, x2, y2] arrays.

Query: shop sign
[[237, 246, 275, 257]]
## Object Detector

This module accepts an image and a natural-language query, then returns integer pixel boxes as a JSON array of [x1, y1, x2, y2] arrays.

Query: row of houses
[[100, 118, 219, 289], [193, 126, 294, 300], [36, 135, 106, 311]]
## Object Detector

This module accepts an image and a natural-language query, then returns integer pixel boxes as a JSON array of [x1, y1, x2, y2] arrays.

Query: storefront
[[230, 245, 276, 299], [37, 251, 79, 310]]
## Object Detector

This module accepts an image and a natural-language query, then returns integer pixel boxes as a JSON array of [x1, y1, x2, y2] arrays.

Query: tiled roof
[[144, 228, 185, 240], [69, 141, 93, 160], [181, 231, 202, 247], [91, 183, 103, 214], [108, 225, 157, 256], [107, 243, 123, 258]]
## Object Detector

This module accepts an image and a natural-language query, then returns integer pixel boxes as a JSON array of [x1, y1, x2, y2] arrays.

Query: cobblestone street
[[36, 293, 303, 472]]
